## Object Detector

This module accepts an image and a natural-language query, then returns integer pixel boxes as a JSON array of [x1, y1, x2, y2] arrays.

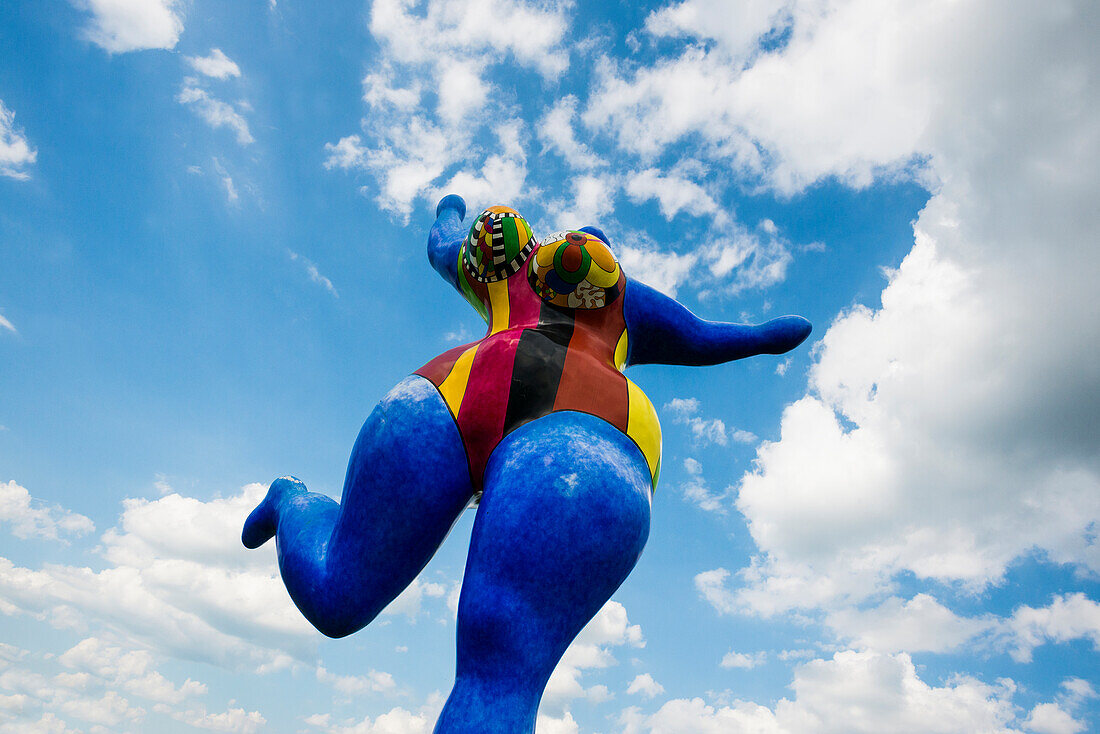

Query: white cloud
[[178, 80, 254, 146], [165, 705, 266, 733], [622, 651, 1031, 734], [432, 121, 530, 217], [315, 666, 395, 696], [0, 638, 253, 734], [303, 699, 440, 734], [678, 457, 728, 514], [538, 96, 603, 171], [288, 251, 339, 297], [625, 167, 724, 222], [586, 0, 936, 194], [0, 483, 316, 672], [536, 712, 580, 734], [327, 0, 572, 219], [0, 480, 94, 540], [74, 0, 183, 53], [664, 397, 729, 447], [720, 651, 765, 670], [546, 171, 618, 232], [0, 313, 14, 334], [0, 99, 37, 180], [1005, 593, 1100, 664], [824, 594, 993, 654], [362, 67, 421, 111], [435, 60, 488, 123], [1024, 703, 1085, 734], [645, 0, 790, 61], [211, 157, 239, 204], [627, 673, 665, 698], [186, 49, 241, 80], [59, 637, 206, 705], [367, 0, 570, 78], [615, 233, 698, 297], [541, 601, 644, 717], [633, 0, 1100, 617]]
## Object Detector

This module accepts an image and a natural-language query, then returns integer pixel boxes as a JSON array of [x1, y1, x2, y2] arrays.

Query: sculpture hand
[[428, 194, 468, 289], [623, 279, 812, 367]]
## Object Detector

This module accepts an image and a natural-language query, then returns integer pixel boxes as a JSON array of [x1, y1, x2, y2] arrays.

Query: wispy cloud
[[186, 49, 241, 80], [178, 78, 253, 146], [0, 100, 36, 180], [288, 251, 338, 297]]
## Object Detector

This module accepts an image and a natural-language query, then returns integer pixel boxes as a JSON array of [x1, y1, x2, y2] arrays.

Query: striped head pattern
[[462, 206, 538, 283]]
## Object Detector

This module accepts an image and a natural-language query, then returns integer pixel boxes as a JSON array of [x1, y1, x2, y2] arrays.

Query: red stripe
[[506, 266, 543, 327], [455, 331, 522, 486]]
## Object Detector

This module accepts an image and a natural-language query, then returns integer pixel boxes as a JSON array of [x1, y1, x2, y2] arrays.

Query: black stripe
[[502, 301, 575, 437]]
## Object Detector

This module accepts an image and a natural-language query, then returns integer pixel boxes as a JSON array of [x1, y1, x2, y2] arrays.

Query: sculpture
[[242, 194, 811, 733]]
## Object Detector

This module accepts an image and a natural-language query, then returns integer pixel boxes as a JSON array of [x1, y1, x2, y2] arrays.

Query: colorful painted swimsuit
[[415, 207, 661, 492]]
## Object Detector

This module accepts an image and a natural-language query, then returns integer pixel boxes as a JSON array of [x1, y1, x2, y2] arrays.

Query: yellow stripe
[[614, 329, 629, 371], [438, 346, 478, 415], [487, 280, 510, 334], [626, 378, 662, 490]]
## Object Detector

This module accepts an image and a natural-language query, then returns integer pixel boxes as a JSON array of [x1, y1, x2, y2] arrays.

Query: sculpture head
[[462, 206, 537, 283]]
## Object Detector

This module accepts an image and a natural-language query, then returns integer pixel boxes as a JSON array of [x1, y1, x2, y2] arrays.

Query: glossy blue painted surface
[[437, 412, 651, 733], [243, 376, 473, 637], [243, 194, 812, 732], [622, 279, 813, 367]]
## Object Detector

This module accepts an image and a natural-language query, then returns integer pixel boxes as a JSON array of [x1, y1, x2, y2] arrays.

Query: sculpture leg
[[242, 376, 473, 638], [434, 412, 652, 734]]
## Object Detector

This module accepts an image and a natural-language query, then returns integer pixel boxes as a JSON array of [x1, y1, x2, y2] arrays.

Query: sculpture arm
[[622, 279, 812, 367], [428, 194, 467, 292]]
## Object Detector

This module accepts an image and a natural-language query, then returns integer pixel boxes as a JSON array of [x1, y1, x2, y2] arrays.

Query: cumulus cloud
[[0, 484, 315, 671], [627, 673, 665, 698], [0, 99, 37, 180], [326, 0, 572, 219], [625, 166, 725, 223], [538, 95, 604, 171], [620, 650, 1045, 734], [541, 601, 644, 718], [303, 696, 442, 734], [585, 0, 1100, 624], [824, 594, 994, 654], [0, 638, 262, 733], [73, 0, 184, 53], [1005, 593, 1100, 664], [0, 480, 94, 540]]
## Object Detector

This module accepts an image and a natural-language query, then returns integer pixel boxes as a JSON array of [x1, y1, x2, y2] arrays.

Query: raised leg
[[434, 412, 652, 733], [242, 376, 474, 638]]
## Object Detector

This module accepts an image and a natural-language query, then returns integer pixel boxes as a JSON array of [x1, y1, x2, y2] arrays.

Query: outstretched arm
[[428, 194, 467, 291], [623, 278, 812, 367]]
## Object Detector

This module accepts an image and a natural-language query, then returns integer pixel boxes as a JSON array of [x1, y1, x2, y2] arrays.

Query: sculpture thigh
[[434, 411, 653, 734], [272, 376, 474, 637]]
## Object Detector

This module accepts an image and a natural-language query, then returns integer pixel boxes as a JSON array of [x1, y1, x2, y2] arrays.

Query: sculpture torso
[[416, 210, 661, 491]]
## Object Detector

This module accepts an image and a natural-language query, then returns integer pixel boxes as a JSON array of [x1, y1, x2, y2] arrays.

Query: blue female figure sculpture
[[242, 194, 811, 733]]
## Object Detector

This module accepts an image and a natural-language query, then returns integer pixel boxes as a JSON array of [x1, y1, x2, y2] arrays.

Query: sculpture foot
[[242, 476, 306, 549]]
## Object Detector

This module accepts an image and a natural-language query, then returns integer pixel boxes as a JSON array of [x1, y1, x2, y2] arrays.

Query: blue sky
[[1, 0, 1098, 732]]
